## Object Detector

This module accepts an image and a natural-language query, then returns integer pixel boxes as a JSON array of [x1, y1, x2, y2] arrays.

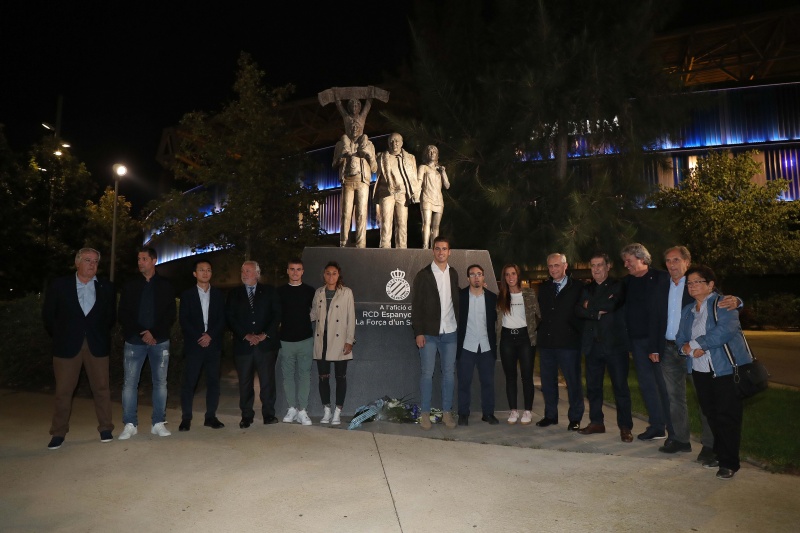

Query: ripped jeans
[[122, 341, 170, 426]]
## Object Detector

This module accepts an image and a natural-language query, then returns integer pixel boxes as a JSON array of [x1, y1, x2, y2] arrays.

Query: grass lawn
[[602, 357, 800, 474]]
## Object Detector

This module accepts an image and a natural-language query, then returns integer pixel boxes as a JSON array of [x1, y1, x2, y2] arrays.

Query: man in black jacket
[[411, 235, 459, 430], [536, 253, 584, 430], [226, 260, 281, 428], [575, 253, 633, 442], [117, 247, 176, 440], [178, 259, 226, 431], [42, 248, 116, 449], [455, 264, 499, 426]]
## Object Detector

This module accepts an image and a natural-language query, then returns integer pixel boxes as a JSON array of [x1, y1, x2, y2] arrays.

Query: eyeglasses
[[686, 280, 708, 287], [468, 272, 484, 278]]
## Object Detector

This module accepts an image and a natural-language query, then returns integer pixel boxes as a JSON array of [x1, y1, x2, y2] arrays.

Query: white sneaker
[[521, 411, 533, 425], [151, 422, 171, 437], [332, 407, 342, 426], [283, 407, 298, 423], [508, 410, 519, 424], [321, 406, 332, 424], [118, 423, 137, 440], [296, 409, 312, 426]]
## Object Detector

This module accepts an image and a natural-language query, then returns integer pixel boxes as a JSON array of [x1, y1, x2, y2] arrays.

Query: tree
[[390, 0, 683, 269], [651, 150, 800, 275], [146, 53, 320, 275], [85, 187, 142, 280]]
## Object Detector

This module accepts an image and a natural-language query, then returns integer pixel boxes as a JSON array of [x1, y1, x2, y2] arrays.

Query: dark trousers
[[499, 328, 535, 410], [180, 348, 222, 421], [51, 340, 113, 437], [234, 348, 278, 419], [457, 347, 495, 416], [585, 344, 633, 429], [539, 347, 584, 422], [630, 337, 670, 433], [693, 371, 743, 471], [317, 359, 348, 407]]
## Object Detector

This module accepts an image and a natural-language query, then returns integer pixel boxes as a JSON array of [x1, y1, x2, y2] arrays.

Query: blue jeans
[[419, 332, 457, 412], [123, 341, 170, 426], [539, 348, 584, 422], [661, 342, 691, 443], [630, 337, 669, 433]]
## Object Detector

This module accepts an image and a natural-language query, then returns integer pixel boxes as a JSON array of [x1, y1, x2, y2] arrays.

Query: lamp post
[[110, 164, 127, 283]]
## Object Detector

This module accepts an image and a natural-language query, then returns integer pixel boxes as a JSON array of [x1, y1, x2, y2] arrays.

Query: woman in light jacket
[[495, 264, 541, 425], [676, 265, 752, 480], [311, 261, 356, 425]]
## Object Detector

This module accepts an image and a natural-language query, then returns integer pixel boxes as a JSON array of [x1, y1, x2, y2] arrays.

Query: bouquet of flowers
[[348, 395, 418, 429]]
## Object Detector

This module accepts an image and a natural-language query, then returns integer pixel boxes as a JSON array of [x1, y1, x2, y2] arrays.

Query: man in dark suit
[[456, 264, 499, 426], [42, 248, 116, 449], [225, 260, 281, 428], [575, 252, 633, 442], [178, 259, 226, 431], [536, 253, 585, 430]]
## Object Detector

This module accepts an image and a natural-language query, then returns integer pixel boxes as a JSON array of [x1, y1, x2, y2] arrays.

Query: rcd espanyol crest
[[386, 268, 411, 301]]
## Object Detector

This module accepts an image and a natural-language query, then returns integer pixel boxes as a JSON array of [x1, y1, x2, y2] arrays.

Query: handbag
[[713, 297, 770, 399]]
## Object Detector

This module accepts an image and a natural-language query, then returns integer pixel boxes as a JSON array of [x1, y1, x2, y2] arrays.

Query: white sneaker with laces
[[296, 409, 312, 426], [283, 407, 298, 423], [521, 410, 533, 425], [118, 423, 137, 440], [151, 422, 171, 437], [332, 407, 342, 426], [321, 406, 332, 424], [508, 410, 519, 424]]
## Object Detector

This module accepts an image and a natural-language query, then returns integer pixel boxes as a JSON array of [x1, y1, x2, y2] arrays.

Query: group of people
[[409, 238, 751, 481], [44, 239, 751, 481], [43, 248, 355, 448]]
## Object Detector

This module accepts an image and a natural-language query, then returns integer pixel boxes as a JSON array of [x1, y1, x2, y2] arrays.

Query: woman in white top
[[496, 264, 541, 424]]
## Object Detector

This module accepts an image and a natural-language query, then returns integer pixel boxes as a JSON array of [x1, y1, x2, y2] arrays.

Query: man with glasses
[[455, 264, 499, 426]]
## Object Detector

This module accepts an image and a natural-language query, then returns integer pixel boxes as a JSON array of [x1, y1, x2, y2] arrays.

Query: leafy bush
[[755, 293, 800, 330]]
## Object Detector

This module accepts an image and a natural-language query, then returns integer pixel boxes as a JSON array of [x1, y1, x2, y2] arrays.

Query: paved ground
[[2, 385, 799, 533]]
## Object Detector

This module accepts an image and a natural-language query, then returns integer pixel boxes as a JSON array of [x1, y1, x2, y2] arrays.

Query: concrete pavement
[[2, 388, 799, 533]]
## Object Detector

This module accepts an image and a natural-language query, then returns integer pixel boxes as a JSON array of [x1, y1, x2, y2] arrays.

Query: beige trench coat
[[310, 286, 356, 361]]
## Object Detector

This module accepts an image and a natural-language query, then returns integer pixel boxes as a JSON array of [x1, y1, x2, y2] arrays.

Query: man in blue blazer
[[178, 259, 226, 431], [225, 260, 281, 428], [42, 248, 116, 449], [456, 264, 499, 426]]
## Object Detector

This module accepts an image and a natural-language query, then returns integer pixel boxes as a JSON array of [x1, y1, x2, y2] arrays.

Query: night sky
[[2, 1, 794, 211], [1, 2, 412, 208]]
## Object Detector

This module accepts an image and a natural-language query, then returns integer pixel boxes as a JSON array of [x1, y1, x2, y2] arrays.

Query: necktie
[[248, 286, 255, 308], [555, 282, 561, 296]]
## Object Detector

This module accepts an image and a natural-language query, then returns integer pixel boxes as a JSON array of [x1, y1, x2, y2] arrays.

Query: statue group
[[319, 86, 450, 249]]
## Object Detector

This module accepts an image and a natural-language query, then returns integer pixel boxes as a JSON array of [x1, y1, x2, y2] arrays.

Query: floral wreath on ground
[[347, 395, 444, 430]]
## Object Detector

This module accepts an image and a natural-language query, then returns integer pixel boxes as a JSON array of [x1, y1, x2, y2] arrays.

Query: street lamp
[[110, 164, 127, 283]]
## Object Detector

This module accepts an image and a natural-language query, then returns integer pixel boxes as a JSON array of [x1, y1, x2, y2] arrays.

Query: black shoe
[[659, 439, 692, 453], [567, 421, 580, 431], [47, 436, 64, 450], [458, 414, 469, 426], [263, 416, 279, 425], [702, 458, 720, 469], [637, 427, 667, 441], [239, 417, 253, 429], [716, 467, 736, 480], [179, 420, 191, 432], [99, 430, 113, 442], [696, 445, 716, 464], [535, 417, 558, 427], [481, 414, 499, 425], [204, 417, 225, 429]]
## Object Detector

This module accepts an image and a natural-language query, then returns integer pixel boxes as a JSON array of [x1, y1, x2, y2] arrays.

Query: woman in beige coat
[[310, 261, 356, 425]]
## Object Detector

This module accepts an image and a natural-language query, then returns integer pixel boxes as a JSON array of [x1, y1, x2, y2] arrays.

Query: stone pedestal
[[274, 247, 498, 416]]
